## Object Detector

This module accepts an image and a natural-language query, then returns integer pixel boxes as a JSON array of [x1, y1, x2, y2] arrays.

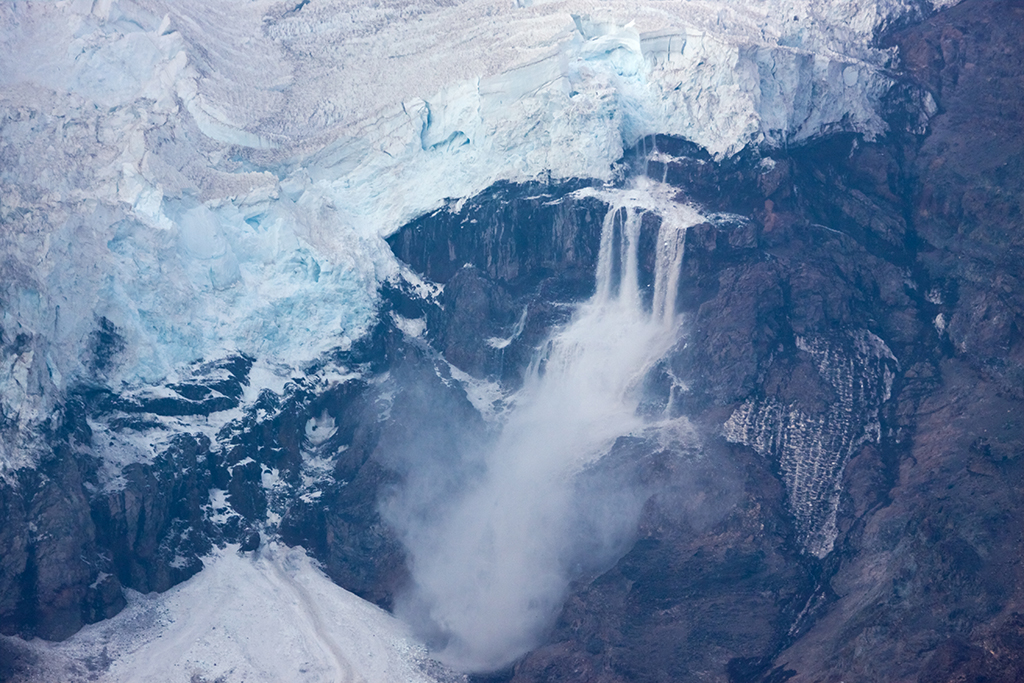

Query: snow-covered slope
[[0, 0, 953, 471], [0, 543, 461, 683]]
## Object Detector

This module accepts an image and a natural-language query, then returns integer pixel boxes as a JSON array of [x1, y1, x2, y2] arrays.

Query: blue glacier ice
[[0, 0, 954, 470]]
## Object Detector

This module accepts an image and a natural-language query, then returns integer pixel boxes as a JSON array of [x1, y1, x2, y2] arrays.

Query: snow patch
[[447, 364, 509, 424], [1, 544, 460, 683], [392, 313, 428, 339], [305, 410, 338, 446]]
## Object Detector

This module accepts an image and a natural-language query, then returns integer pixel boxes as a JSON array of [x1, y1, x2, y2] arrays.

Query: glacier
[[0, 0, 958, 474]]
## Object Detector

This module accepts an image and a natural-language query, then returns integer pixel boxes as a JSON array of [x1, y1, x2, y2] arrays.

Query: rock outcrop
[[503, 1, 1023, 680]]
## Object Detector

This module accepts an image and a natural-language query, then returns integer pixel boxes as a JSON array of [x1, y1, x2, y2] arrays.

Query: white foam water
[[395, 179, 702, 672], [1, 543, 454, 683]]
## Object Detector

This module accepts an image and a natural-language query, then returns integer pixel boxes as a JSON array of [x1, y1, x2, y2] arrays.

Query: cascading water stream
[[394, 180, 703, 672]]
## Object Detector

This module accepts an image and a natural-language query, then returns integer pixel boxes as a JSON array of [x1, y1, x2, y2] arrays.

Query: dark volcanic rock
[[0, 447, 124, 640], [512, 440, 811, 683], [428, 265, 519, 378], [388, 180, 607, 296], [90, 434, 214, 595], [388, 180, 613, 387]]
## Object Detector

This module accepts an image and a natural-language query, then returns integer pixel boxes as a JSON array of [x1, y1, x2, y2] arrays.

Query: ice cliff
[[0, 0, 955, 470]]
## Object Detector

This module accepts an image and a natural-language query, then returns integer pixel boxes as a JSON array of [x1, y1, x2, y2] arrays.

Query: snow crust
[[0, 543, 460, 683], [0, 0, 956, 470]]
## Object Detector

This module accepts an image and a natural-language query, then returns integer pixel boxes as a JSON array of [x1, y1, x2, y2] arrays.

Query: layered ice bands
[[0, 0, 953, 468]]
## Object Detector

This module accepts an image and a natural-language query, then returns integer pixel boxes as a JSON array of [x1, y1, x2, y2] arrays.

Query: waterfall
[[394, 179, 703, 672]]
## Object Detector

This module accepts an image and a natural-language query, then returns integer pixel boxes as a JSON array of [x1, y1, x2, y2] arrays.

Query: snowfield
[[0, 543, 461, 683]]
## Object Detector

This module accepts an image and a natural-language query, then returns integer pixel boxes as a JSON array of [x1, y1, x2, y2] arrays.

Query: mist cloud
[[381, 181, 714, 672]]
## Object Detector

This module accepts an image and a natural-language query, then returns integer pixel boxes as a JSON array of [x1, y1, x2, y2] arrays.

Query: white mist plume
[[389, 179, 703, 672]]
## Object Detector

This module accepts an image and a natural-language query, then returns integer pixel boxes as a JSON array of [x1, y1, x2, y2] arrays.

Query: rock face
[[1, 1, 1021, 681], [388, 1, 1024, 680], [0, 446, 124, 642], [518, 2, 1022, 681], [764, 2, 1024, 680]]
